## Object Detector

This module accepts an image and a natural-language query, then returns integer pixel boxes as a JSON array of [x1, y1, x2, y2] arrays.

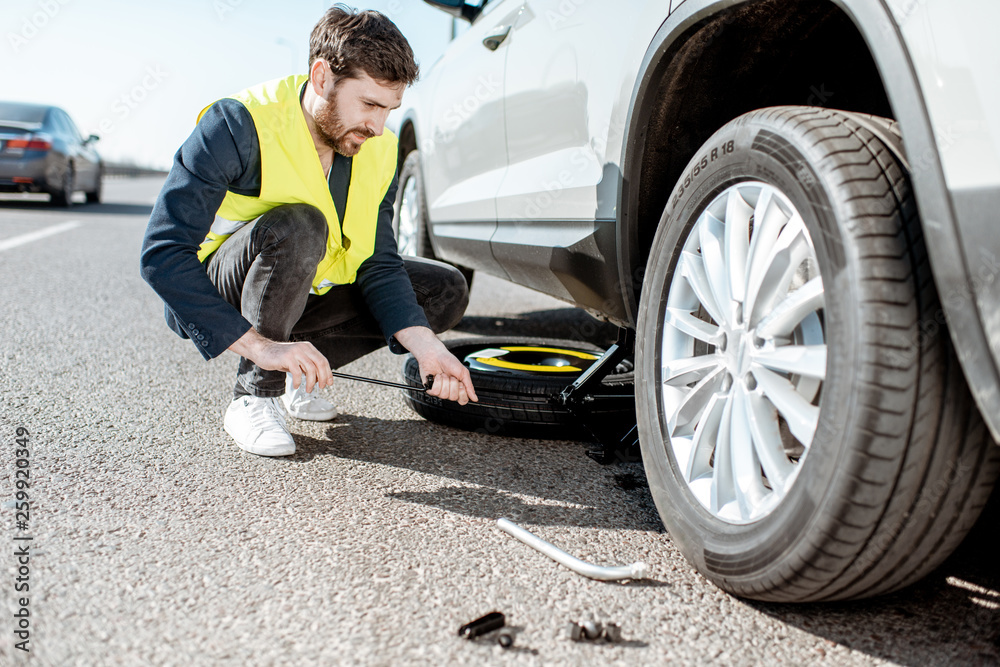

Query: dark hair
[[309, 4, 418, 86]]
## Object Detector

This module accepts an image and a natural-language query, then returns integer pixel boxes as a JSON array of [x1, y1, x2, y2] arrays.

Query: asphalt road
[[1, 177, 998, 666]]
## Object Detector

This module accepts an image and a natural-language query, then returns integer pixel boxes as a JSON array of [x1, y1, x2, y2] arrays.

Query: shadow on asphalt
[[0, 200, 153, 216], [289, 310, 655, 529], [750, 487, 1000, 665], [312, 310, 999, 663], [295, 407, 998, 662], [288, 412, 662, 533], [298, 413, 1000, 662]]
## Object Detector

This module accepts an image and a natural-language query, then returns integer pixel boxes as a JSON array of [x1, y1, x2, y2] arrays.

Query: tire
[[394, 150, 474, 287], [402, 336, 634, 439], [86, 164, 103, 204], [635, 106, 1000, 602], [50, 165, 74, 207]]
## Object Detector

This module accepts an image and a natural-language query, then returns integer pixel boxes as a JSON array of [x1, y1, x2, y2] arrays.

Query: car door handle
[[482, 24, 511, 51]]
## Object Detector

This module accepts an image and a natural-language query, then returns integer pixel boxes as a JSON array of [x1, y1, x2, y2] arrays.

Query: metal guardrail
[[102, 163, 169, 180]]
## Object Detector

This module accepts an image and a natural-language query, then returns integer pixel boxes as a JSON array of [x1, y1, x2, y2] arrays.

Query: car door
[[66, 114, 101, 192], [490, 0, 661, 315], [60, 111, 99, 191], [421, 0, 523, 271]]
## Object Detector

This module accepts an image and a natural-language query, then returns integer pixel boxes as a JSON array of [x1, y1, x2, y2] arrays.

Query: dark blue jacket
[[140, 96, 428, 360]]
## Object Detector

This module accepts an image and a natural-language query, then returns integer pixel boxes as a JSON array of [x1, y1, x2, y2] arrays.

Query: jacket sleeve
[[354, 174, 432, 353], [139, 99, 260, 360]]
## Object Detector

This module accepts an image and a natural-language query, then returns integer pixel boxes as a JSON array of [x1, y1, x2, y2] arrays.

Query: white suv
[[392, 0, 1000, 602]]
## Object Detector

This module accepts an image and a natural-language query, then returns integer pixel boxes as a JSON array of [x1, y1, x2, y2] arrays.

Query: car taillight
[[6, 136, 52, 150]]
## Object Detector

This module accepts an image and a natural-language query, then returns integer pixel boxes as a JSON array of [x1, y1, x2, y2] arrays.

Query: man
[[140, 6, 477, 458]]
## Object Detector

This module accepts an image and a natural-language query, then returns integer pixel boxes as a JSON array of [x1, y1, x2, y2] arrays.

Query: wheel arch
[[616, 0, 1000, 439], [395, 111, 419, 178]]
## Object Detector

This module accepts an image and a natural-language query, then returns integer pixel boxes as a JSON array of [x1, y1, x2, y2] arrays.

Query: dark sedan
[[0, 101, 102, 206]]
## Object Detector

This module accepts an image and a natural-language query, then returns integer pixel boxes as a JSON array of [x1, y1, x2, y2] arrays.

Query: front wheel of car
[[635, 106, 999, 602], [394, 150, 474, 287]]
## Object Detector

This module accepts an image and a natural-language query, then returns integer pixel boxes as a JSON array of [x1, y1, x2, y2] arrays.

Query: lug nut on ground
[[565, 619, 624, 643], [581, 620, 603, 640], [565, 622, 584, 641]]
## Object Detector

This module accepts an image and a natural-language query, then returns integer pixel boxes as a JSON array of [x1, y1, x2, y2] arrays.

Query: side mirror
[[85, 134, 100, 144], [423, 0, 482, 23]]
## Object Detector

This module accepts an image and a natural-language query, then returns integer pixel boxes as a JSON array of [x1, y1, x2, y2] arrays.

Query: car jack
[[553, 327, 640, 465]]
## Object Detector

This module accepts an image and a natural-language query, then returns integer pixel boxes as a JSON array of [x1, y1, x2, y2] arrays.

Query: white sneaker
[[282, 373, 339, 421], [224, 395, 295, 457]]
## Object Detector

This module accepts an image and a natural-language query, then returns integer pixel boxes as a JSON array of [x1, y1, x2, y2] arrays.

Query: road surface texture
[[1, 177, 998, 666]]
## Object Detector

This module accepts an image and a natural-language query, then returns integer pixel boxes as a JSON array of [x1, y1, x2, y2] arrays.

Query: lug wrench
[[328, 369, 433, 392]]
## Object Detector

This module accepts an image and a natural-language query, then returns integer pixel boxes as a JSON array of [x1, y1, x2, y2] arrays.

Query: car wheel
[[50, 165, 74, 207], [86, 164, 103, 204], [635, 106, 1000, 602], [403, 336, 633, 439], [395, 150, 474, 287]]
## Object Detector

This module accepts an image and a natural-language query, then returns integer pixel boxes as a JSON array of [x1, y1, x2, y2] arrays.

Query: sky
[[0, 0, 455, 169]]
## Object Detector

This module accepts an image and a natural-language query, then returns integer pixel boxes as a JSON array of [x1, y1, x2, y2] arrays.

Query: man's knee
[[257, 204, 328, 262], [421, 263, 469, 333]]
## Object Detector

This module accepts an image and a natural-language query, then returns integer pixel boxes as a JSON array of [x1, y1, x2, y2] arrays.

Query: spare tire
[[402, 336, 634, 439]]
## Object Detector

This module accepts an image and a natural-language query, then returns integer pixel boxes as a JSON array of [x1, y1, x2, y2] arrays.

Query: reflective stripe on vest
[[194, 74, 398, 293]]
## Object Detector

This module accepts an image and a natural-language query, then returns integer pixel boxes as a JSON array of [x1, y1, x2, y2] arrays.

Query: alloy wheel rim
[[397, 176, 420, 256], [661, 181, 826, 524]]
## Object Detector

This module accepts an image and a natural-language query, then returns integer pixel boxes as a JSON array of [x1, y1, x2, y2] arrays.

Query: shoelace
[[250, 397, 288, 432], [287, 383, 324, 409]]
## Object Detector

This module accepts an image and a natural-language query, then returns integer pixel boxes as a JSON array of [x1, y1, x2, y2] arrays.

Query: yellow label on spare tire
[[497, 346, 599, 360], [471, 358, 584, 373], [469, 346, 599, 373]]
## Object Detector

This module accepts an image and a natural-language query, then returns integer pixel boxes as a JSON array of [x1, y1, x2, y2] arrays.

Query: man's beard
[[314, 99, 373, 157]]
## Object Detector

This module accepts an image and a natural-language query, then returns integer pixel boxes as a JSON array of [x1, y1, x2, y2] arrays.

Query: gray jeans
[[205, 204, 469, 398]]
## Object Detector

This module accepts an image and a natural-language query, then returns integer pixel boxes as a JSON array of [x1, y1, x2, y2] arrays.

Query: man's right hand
[[228, 328, 333, 392]]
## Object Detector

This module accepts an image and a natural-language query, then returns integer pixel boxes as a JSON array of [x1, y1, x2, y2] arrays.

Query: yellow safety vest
[[195, 74, 398, 293]]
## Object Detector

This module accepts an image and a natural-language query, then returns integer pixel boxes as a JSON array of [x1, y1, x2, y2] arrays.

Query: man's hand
[[229, 328, 333, 393], [394, 326, 478, 405]]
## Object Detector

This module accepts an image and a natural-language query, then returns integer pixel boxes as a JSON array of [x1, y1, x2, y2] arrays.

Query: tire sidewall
[[636, 112, 862, 587], [394, 151, 432, 258]]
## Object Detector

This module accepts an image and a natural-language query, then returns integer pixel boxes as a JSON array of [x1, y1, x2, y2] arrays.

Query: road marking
[[0, 220, 81, 252]]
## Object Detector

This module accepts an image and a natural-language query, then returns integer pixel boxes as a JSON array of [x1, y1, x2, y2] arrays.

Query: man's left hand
[[393, 326, 478, 405]]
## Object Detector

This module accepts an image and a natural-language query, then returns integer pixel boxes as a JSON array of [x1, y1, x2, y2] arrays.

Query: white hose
[[496, 518, 648, 581]]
